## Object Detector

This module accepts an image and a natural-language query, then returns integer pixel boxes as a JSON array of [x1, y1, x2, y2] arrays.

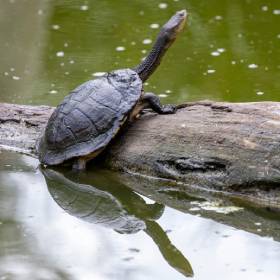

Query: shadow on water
[[40, 167, 194, 278]]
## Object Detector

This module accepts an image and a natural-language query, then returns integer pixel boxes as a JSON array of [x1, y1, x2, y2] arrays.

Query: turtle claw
[[161, 104, 177, 114]]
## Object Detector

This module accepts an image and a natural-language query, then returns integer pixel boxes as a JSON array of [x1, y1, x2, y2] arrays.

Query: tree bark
[[0, 101, 280, 208]]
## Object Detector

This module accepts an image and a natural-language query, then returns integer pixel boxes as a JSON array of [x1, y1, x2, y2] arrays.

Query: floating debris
[[69, 60, 75, 64], [248, 63, 258, 69], [277, 34, 280, 39], [10, 68, 15, 72], [207, 69, 216, 74], [115, 46, 126, 52], [158, 94, 168, 98], [49, 90, 58, 94], [143, 39, 152, 45], [261, 6, 268, 11], [273, 9, 280, 15], [181, 123, 186, 128], [56, 51, 64, 57], [52, 24, 60, 30], [92, 72, 106, 77], [165, 90, 172, 94], [231, 61, 236, 65], [141, 50, 147, 54], [159, 3, 168, 9], [80, 5, 89, 11], [64, 42, 69, 47], [38, 9, 43, 15], [211, 51, 220, 56], [131, 41, 136, 46], [217, 48, 226, 53], [150, 23, 160, 29], [190, 201, 243, 214], [4, 72, 9, 76], [12, 76, 20, 80], [256, 91, 264, 96], [215, 15, 223, 20]]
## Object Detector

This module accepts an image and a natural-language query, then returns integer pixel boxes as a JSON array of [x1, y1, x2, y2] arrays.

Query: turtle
[[37, 10, 187, 170]]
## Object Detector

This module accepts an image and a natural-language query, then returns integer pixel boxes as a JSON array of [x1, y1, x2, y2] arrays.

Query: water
[[0, 0, 280, 279]]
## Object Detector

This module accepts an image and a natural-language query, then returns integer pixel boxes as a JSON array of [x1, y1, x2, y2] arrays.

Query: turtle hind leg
[[142, 92, 177, 114], [72, 158, 87, 171]]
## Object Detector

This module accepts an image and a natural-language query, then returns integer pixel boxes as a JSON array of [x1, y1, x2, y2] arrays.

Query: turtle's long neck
[[133, 10, 187, 82], [134, 33, 170, 82]]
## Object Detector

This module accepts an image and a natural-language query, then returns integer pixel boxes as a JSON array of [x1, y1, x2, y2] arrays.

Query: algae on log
[[0, 101, 280, 207]]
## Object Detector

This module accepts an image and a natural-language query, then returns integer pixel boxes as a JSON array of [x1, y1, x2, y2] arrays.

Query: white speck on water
[[273, 9, 280, 15], [158, 94, 168, 98], [257, 228, 262, 232], [217, 48, 226, 53], [211, 51, 220, 56], [207, 69, 216, 74], [64, 42, 69, 47], [265, 66, 269, 71], [0, 221, 2, 225], [52, 24, 60, 30], [231, 61, 236, 65], [181, 123, 186, 128], [165, 90, 172, 94], [144, 82, 149, 86], [10, 68, 15, 72], [139, 10, 144, 16], [116, 46, 125, 52], [131, 41, 136, 46], [248, 63, 258, 69], [256, 91, 264, 96], [51, 83, 55, 87], [4, 72, 9, 76], [237, 33, 243, 38], [159, 3, 168, 9], [143, 39, 152, 45], [92, 72, 106, 77], [141, 50, 147, 54], [150, 23, 160, 29], [80, 5, 89, 11], [38, 9, 43, 15], [60, 62, 65, 67], [215, 15, 223, 20], [261, 6, 268, 11], [277, 34, 280, 39], [240, 59, 244, 63], [69, 60, 75, 64], [254, 222, 262, 226], [12, 76, 20, 80], [49, 90, 58, 94], [64, 72, 69, 75], [56, 51, 64, 57], [141, 56, 146, 61]]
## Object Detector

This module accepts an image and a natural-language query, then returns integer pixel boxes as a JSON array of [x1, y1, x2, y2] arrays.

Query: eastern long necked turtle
[[37, 10, 187, 170]]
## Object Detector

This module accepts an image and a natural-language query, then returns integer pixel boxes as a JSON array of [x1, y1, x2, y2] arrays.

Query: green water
[[0, 0, 280, 279]]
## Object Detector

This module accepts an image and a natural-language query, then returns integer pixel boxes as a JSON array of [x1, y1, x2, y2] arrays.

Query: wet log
[[0, 101, 280, 207]]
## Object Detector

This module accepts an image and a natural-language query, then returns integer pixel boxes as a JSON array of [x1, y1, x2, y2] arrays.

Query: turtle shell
[[38, 69, 142, 165]]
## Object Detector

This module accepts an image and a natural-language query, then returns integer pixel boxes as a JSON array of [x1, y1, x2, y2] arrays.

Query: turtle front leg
[[72, 158, 87, 171], [142, 92, 177, 114]]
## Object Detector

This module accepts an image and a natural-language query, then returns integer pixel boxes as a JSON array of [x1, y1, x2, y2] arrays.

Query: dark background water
[[0, 1, 280, 279]]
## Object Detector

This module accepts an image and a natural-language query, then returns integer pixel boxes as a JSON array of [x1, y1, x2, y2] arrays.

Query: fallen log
[[0, 101, 280, 208]]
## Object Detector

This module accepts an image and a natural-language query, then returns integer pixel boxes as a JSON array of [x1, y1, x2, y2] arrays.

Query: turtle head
[[161, 10, 187, 42]]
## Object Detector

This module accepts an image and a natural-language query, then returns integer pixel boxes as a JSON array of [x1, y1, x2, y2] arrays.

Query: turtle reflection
[[41, 167, 193, 278]]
